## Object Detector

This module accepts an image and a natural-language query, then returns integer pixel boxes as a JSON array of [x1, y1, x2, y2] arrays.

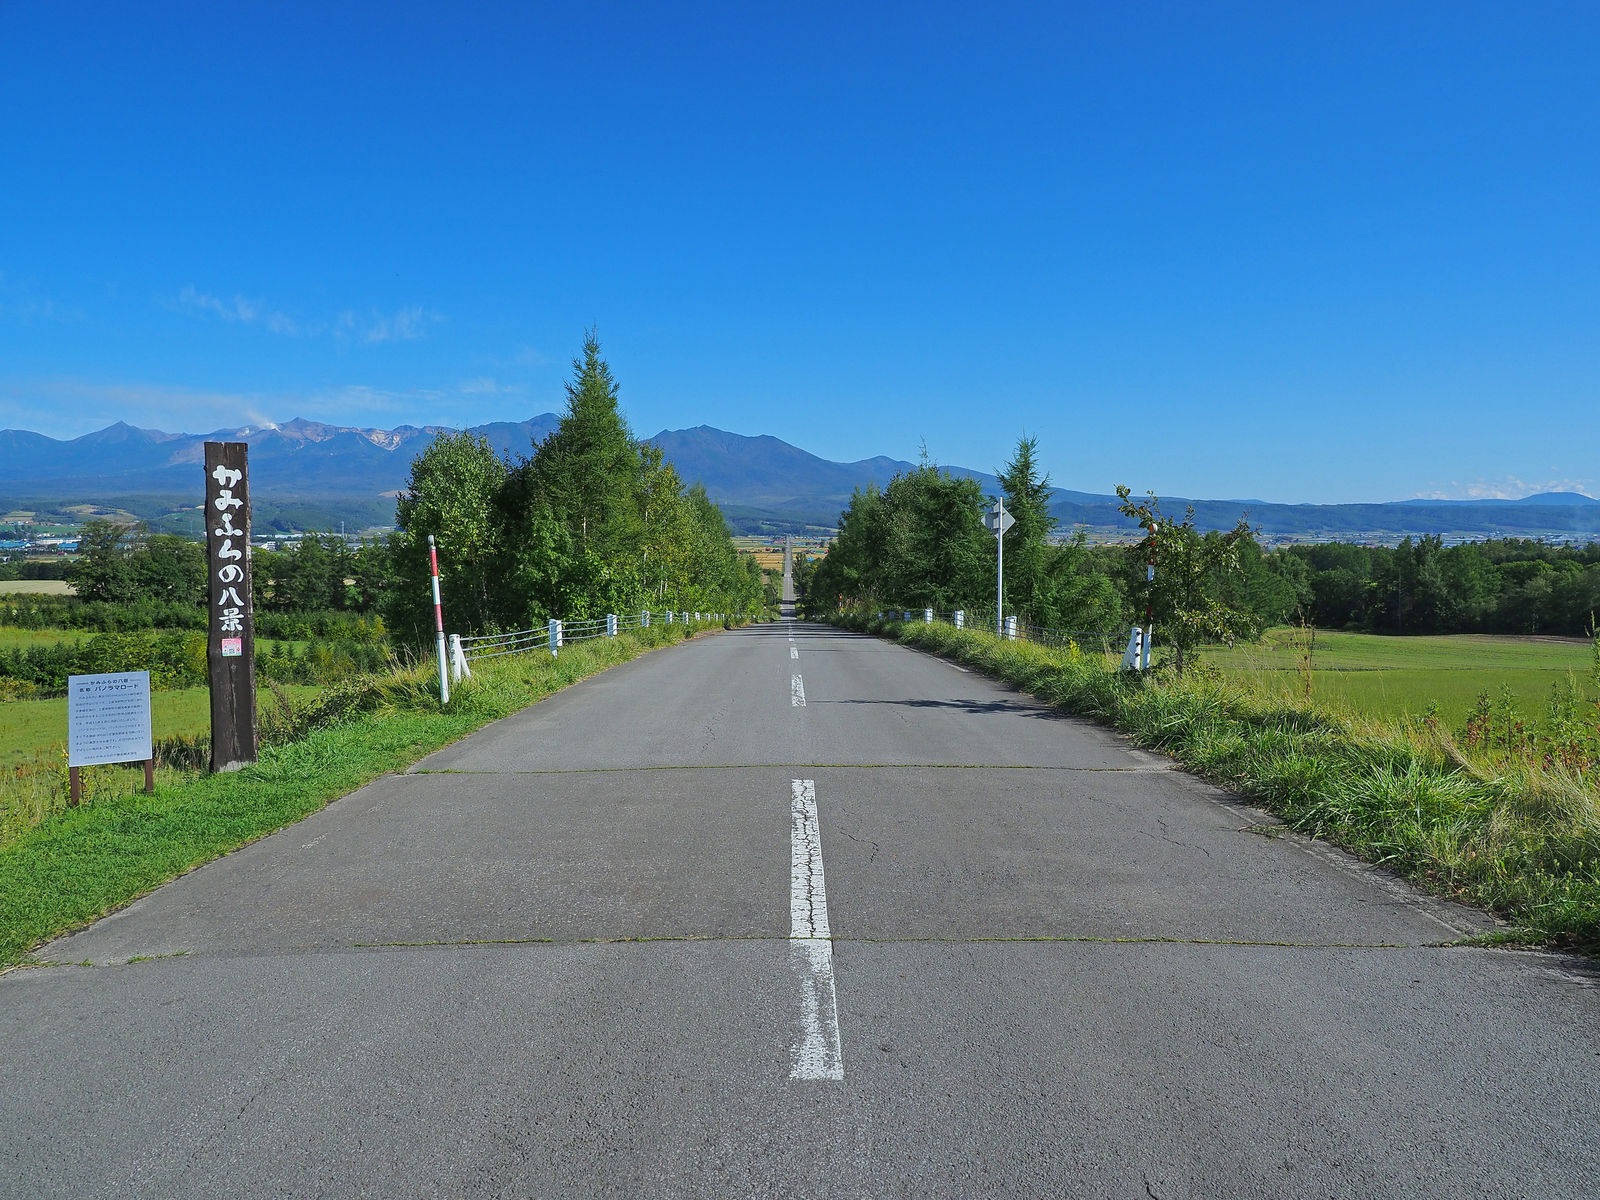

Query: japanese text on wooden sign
[[204, 441, 257, 770]]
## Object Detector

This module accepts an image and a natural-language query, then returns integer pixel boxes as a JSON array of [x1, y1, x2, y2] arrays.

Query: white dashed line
[[790, 645, 799, 660], [791, 674, 806, 706], [789, 779, 843, 1081]]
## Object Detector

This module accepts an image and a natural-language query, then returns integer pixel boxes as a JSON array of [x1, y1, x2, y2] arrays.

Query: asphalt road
[[3, 588, 1598, 1195]]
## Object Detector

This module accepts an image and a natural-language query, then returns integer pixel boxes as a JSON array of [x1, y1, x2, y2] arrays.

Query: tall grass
[[840, 613, 1600, 952]]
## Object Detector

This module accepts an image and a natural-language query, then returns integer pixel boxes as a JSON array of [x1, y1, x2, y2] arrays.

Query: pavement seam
[[403, 763, 1179, 775], [24, 935, 1497, 970]]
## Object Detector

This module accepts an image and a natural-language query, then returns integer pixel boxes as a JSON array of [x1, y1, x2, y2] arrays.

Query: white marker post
[[428, 535, 449, 705]]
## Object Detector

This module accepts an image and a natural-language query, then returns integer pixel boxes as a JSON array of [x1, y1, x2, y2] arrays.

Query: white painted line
[[790, 645, 799, 660], [791, 674, 806, 706], [790, 779, 843, 1081]]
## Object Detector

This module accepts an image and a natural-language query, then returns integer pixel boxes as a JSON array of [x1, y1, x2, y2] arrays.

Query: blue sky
[[2, 1, 1595, 503]]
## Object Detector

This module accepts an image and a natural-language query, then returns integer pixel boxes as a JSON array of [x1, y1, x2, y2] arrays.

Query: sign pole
[[996, 502, 1004, 638], [986, 498, 1013, 637], [204, 442, 257, 772], [429, 535, 450, 705]]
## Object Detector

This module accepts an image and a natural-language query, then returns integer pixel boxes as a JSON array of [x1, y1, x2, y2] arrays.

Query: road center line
[[790, 645, 799, 660], [791, 674, 806, 706], [790, 778, 843, 1081]]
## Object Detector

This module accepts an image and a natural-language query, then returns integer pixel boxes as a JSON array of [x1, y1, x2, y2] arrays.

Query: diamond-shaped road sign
[[985, 502, 1015, 535]]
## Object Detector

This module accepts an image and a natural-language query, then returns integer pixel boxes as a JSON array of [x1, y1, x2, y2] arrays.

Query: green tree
[[68, 520, 137, 604], [806, 464, 991, 614], [997, 435, 1055, 621], [1116, 487, 1257, 674], [389, 430, 509, 638], [530, 331, 640, 555], [128, 533, 207, 606]]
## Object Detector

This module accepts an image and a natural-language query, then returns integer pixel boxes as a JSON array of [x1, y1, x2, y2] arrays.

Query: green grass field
[[0, 683, 324, 769], [0, 580, 74, 595], [1204, 628, 1597, 725], [0, 628, 88, 652]]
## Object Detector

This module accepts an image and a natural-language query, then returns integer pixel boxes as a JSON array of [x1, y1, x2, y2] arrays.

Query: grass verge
[[837, 613, 1600, 954], [0, 620, 725, 969]]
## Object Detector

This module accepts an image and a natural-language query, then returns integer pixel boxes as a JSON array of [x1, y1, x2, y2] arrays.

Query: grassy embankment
[[1, 627, 346, 829], [839, 613, 1600, 953], [1207, 628, 1597, 725], [0, 619, 728, 969]]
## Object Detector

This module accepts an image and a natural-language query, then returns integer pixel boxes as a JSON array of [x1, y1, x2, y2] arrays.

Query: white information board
[[67, 671, 153, 767]]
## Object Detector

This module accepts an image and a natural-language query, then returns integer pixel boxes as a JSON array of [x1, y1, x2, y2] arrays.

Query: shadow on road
[[815, 696, 1067, 720]]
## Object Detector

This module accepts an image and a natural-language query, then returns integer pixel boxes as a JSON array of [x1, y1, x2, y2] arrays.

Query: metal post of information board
[[204, 442, 257, 772]]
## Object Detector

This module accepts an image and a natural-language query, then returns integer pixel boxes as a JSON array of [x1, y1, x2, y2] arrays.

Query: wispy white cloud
[[176, 285, 300, 334], [1414, 475, 1596, 501], [457, 376, 519, 397], [0, 377, 279, 437], [340, 305, 442, 344], [0, 270, 82, 324], [173, 288, 440, 344], [0, 374, 527, 439], [482, 344, 549, 369]]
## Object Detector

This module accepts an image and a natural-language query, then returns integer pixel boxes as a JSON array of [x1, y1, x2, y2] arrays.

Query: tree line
[[801, 436, 1599, 649], [1281, 537, 1600, 637], [68, 522, 391, 616]]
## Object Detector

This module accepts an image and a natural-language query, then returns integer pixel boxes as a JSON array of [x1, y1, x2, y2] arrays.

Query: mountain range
[[2, 416, 1598, 543]]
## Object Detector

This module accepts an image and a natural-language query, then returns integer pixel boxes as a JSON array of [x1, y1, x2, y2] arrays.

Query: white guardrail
[[872, 607, 1118, 658], [448, 610, 724, 683]]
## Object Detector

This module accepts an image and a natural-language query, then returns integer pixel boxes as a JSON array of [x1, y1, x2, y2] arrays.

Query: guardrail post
[[954, 610, 964, 629], [642, 610, 650, 628], [449, 633, 471, 682], [924, 607, 932, 624], [666, 610, 673, 624], [549, 618, 562, 656], [1005, 614, 1017, 640], [607, 613, 618, 637]]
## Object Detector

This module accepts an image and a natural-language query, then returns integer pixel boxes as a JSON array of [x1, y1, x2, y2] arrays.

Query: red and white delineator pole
[[428, 534, 449, 705]]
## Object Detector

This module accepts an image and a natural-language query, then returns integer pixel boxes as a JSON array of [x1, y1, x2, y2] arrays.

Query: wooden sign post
[[204, 441, 257, 772]]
